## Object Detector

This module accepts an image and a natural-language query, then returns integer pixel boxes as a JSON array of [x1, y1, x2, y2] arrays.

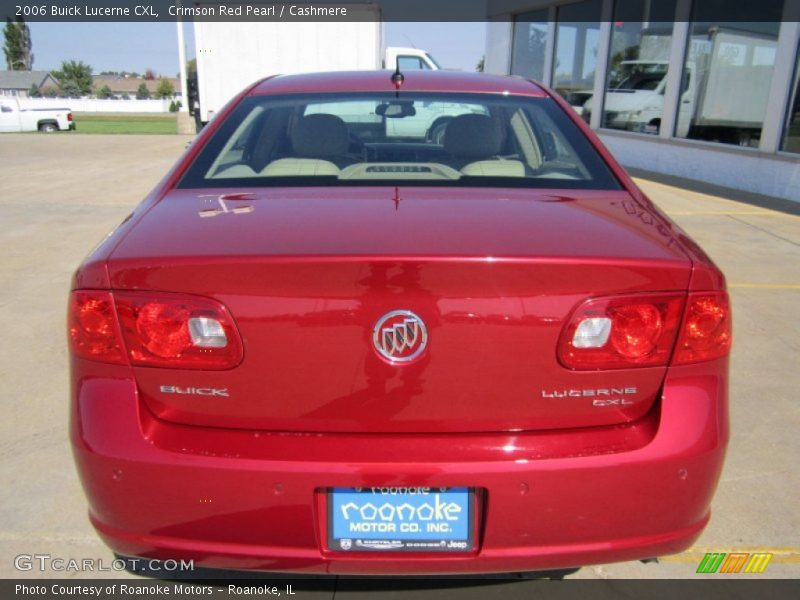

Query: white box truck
[[192, 7, 441, 127], [687, 28, 777, 145], [586, 26, 777, 145]]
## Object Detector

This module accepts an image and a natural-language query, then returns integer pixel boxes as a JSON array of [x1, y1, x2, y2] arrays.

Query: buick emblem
[[373, 310, 428, 363]]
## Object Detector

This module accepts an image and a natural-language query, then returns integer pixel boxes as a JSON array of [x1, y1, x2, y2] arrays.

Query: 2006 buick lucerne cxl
[[68, 71, 730, 575]]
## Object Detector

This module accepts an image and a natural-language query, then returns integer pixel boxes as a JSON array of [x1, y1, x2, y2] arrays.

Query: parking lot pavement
[[0, 134, 797, 585]]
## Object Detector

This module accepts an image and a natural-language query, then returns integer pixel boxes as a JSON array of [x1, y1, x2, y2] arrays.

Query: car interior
[[204, 96, 594, 182]]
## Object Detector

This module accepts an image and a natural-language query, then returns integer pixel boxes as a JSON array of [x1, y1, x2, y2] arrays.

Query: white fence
[[17, 98, 173, 113]]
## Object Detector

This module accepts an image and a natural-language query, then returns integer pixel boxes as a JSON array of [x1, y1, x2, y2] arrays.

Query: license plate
[[328, 487, 474, 552]]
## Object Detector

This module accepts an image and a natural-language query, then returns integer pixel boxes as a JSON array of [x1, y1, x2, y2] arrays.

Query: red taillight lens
[[68, 291, 243, 369], [558, 293, 684, 370], [115, 292, 243, 369], [609, 303, 664, 359], [674, 292, 731, 364], [68, 291, 126, 364], [135, 301, 192, 358], [67, 112, 73, 122]]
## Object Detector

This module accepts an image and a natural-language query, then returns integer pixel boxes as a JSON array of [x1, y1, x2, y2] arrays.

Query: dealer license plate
[[328, 487, 474, 552]]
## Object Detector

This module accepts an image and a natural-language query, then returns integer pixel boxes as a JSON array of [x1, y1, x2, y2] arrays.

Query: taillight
[[67, 112, 73, 122], [674, 292, 731, 364], [68, 291, 243, 369], [115, 292, 242, 369], [558, 293, 685, 370], [68, 291, 126, 364]]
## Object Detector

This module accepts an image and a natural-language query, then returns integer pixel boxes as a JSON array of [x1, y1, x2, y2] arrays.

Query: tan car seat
[[443, 114, 526, 177], [261, 113, 348, 176]]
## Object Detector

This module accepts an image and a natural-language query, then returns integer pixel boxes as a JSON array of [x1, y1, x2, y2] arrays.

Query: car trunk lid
[[108, 187, 691, 433]]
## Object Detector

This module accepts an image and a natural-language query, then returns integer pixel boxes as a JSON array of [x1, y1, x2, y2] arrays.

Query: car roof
[[249, 70, 549, 98]]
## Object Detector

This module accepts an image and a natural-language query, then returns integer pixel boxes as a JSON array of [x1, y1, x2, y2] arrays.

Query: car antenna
[[391, 58, 404, 98]]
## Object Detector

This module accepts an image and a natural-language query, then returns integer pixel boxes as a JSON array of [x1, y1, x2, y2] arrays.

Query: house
[[0, 70, 60, 97], [91, 76, 182, 99]]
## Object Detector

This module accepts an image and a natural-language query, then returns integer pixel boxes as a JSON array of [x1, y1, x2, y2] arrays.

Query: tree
[[53, 60, 93, 96], [136, 82, 151, 100], [143, 68, 156, 80], [3, 17, 33, 70], [515, 25, 547, 81], [96, 85, 113, 99], [476, 56, 485, 72], [28, 83, 40, 97], [186, 58, 197, 75], [59, 80, 82, 98], [608, 46, 640, 89], [155, 78, 175, 99]]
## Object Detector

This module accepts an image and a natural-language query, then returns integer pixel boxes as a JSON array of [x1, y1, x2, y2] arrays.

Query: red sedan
[[68, 70, 730, 575]]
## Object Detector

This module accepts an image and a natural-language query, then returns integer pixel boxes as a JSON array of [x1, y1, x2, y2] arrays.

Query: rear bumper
[[71, 360, 728, 575]]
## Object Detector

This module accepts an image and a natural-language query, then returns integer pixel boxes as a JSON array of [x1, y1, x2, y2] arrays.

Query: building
[[485, 0, 800, 202], [0, 70, 60, 98]]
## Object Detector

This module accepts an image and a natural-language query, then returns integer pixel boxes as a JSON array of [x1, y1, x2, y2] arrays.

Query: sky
[[26, 22, 486, 76]]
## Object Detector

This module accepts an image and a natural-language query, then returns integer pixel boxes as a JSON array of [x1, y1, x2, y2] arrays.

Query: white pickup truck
[[0, 98, 74, 133]]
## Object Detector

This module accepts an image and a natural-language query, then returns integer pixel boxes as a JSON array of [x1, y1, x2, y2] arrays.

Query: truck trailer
[[192, 8, 441, 126]]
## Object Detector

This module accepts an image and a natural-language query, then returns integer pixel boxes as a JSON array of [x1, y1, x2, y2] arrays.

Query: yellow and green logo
[[696, 552, 773, 574]]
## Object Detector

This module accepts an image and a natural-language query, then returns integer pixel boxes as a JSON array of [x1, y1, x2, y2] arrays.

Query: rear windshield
[[179, 92, 621, 190]]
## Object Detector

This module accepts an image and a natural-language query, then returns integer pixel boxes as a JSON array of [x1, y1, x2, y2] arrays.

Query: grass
[[73, 113, 177, 134]]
